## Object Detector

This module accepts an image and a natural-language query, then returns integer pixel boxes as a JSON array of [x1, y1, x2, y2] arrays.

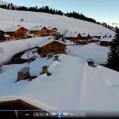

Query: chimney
[[40, 66, 51, 76]]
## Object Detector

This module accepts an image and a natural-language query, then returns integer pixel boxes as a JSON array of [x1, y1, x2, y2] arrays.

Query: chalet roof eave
[[37, 39, 66, 48], [4, 26, 28, 33], [0, 96, 57, 112]]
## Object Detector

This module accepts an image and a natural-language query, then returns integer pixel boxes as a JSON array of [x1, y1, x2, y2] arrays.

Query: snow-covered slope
[[0, 8, 115, 36], [68, 43, 109, 64], [0, 54, 119, 114]]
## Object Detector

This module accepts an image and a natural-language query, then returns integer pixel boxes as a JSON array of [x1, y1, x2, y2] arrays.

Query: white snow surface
[[0, 54, 119, 113], [67, 43, 109, 64]]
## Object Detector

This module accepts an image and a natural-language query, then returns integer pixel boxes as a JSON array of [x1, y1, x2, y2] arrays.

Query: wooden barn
[[29, 26, 43, 36], [38, 39, 67, 57], [0, 30, 5, 41]]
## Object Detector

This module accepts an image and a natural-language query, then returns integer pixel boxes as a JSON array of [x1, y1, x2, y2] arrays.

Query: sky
[[3, 0, 119, 24]]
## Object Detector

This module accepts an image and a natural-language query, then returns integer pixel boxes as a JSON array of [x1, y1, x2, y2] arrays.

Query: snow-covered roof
[[64, 31, 78, 37], [27, 25, 43, 31], [37, 38, 66, 48], [1, 54, 119, 115], [67, 43, 109, 64], [5, 26, 27, 32], [0, 96, 56, 112]]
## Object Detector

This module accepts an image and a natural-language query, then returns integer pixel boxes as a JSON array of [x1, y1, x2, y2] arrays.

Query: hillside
[[68, 43, 109, 64], [0, 8, 115, 65], [0, 8, 115, 36]]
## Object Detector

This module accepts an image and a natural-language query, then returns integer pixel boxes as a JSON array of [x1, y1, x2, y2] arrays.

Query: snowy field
[[68, 43, 109, 64]]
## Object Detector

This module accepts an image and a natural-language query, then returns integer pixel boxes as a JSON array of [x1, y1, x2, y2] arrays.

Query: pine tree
[[107, 27, 119, 71]]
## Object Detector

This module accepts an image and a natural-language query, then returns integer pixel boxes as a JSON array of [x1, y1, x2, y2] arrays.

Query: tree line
[[0, 3, 115, 31], [107, 27, 119, 71]]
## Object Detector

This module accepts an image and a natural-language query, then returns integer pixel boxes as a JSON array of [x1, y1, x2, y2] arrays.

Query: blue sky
[[3, 0, 119, 23]]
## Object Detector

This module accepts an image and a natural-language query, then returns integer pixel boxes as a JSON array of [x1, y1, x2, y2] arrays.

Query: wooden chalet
[[29, 26, 48, 36], [70, 37, 80, 43], [38, 26, 50, 36], [10, 27, 28, 40], [0, 99, 50, 118], [70, 34, 92, 44], [38, 39, 67, 57], [79, 35, 92, 43]]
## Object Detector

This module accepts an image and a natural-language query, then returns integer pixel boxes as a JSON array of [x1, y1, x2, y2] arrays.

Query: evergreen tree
[[107, 27, 119, 71]]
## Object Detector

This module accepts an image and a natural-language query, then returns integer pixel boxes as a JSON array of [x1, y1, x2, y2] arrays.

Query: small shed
[[40, 65, 51, 76], [17, 67, 30, 81]]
